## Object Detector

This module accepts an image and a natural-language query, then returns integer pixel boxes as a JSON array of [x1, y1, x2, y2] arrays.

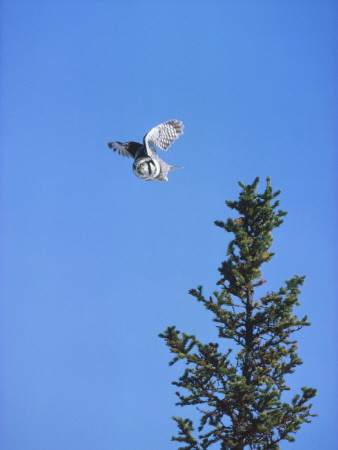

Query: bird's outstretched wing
[[143, 120, 184, 156], [107, 141, 142, 158]]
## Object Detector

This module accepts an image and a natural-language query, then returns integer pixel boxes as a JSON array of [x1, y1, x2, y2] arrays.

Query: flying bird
[[108, 120, 184, 181]]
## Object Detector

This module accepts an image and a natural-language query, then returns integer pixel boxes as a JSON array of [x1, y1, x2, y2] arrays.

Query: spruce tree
[[159, 177, 317, 450]]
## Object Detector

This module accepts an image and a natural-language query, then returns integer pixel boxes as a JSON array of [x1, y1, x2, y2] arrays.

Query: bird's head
[[133, 156, 160, 181]]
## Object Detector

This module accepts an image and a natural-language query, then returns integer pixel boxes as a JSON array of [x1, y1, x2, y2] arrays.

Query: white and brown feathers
[[108, 120, 184, 181]]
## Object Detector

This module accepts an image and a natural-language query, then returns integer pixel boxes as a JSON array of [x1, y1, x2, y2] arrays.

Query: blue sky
[[1, 1, 337, 449]]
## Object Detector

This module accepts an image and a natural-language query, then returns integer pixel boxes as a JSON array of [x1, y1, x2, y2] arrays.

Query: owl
[[108, 120, 184, 181]]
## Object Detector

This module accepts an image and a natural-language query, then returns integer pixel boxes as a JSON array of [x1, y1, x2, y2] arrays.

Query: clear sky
[[1, 1, 337, 449]]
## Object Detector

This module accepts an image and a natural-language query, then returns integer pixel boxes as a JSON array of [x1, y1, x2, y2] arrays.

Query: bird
[[108, 120, 184, 181]]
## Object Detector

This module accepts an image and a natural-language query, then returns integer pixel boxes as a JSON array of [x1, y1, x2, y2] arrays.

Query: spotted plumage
[[108, 120, 184, 181]]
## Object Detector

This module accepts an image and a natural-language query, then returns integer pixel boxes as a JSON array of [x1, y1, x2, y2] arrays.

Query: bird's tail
[[156, 161, 183, 181]]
